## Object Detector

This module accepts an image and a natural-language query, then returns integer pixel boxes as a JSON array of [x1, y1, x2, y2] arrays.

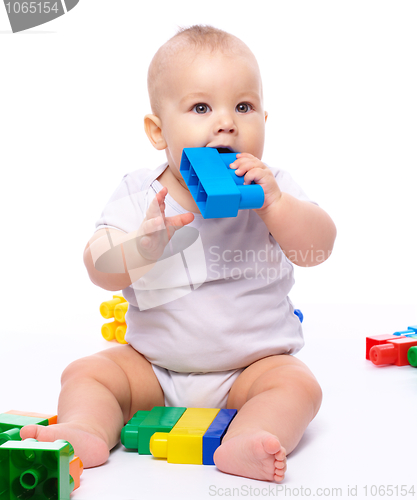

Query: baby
[[21, 25, 336, 483]]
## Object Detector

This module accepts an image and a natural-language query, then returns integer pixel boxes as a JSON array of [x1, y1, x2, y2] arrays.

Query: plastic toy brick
[[202, 409, 237, 465], [5, 411, 57, 426], [101, 320, 127, 344], [100, 294, 128, 344], [365, 334, 406, 360], [0, 411, 56, 433], [0, 428, 21, 446], [150, 408, 220, 464], [0, 439, 76, 500], [0, 411, 58, 446], [180, 147, 264, 219], [121, 406, 186, 454], [99, 294, 126, 319], [114, 301, 128, 323], [369, 337, 417, 366], [408, 346, 417, 367], [293, 309, 303, 323], [393, 328, 417, 336], [69, 455, 83, 490]]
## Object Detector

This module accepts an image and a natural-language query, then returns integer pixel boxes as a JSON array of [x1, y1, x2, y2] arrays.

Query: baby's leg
[[214, 355, 322, 482], [20, 345, 164, 468]]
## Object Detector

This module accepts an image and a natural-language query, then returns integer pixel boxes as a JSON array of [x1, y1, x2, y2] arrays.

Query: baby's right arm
[[83, 187, 194, 291]]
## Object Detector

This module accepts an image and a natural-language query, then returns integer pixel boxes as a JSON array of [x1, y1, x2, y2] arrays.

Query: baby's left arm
[[231, 153, 337, 267]]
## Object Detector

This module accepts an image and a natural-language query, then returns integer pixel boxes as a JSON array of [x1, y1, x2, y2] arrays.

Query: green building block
[[121, 407, 186, 455], [0, 414, 49, 433], [0, 429, 21, 447], [0, 413, 53, 447], [0, 439, 75, 500]]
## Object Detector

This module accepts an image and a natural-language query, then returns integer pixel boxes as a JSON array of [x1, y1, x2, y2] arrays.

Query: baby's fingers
[[141, 214, 166, 236], [165, 212, 194, 232], [147, 187, 168, 220]]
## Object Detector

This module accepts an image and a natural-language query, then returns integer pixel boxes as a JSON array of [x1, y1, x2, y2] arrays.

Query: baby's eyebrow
[[235, 90, 262, 102], [180, 92, 209, 105]]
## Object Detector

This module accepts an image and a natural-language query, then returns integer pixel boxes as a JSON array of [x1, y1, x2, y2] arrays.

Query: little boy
[[21, 25, 336, 482]]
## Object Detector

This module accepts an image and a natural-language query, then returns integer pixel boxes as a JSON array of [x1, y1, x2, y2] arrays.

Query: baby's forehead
[[159, 43, 260, 87]]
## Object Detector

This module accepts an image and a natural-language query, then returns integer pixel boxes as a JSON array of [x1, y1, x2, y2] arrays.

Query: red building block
[[369, 337, 417, 366], [365, 334, 405, 360]]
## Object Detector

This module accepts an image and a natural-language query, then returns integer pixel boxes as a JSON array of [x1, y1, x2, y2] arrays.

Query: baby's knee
[[60, 355, 107, 385], [252, 363, 322, 417], [299, 370, 322, 418], [284, 366, 322, 416]]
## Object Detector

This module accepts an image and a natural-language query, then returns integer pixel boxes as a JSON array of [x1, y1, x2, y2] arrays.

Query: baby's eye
[[193, 103, 211, 114], [236, 102, 253, 113]]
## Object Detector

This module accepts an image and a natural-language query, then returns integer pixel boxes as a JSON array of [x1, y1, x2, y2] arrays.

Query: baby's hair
[[147, 25, 248, 115], [171, 25, 238, 52]]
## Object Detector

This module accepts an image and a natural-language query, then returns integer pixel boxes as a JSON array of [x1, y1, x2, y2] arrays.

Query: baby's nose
[[216, 115, 236, 134]]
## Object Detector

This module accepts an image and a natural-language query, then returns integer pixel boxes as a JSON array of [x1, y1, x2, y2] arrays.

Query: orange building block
[[69, 456, 83, 490]]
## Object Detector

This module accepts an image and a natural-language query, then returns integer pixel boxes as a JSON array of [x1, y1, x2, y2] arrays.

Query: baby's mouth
[[215, 147, 233, 154]]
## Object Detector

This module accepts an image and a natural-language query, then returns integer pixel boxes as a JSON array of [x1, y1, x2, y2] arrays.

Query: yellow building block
[[101, 320, 124, 341], [100, 294, 126, 319], [150, 408, 219, 464], [114, 301, 128, 323], [115, 324, 127, 344], [100, 294, 128, 344]]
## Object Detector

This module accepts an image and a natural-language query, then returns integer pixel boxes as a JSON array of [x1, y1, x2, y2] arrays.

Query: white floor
[[2, 303, 417, 500]]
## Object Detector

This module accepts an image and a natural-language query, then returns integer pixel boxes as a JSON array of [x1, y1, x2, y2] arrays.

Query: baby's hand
[[230, 153, 282, 214], [137, 187, 194, 262]]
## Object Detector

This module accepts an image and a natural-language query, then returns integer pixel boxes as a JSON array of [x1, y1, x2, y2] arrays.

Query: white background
[[1, 2, 417, 499]]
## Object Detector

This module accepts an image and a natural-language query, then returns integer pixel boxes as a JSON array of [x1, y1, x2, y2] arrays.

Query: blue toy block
[[393, 329, 415, 336], [407, 325, 417, 332], [294, 309, 303, 323], [180, 147, 264, 218], [202, 409, 237, 465]]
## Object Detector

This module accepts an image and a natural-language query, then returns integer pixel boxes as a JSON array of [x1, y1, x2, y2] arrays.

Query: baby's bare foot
[[214, 429, 287, 482], [20, 423, 109, 468]]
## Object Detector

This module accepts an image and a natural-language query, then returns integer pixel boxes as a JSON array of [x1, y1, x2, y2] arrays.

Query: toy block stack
[[0, 410, 83, 498], [100, 294, 128, 344], [121, 406, 237, 465]]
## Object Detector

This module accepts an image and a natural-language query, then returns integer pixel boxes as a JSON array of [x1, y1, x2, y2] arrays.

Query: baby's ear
[[144, 114, 167, 150], [265, 111, 268, 123]]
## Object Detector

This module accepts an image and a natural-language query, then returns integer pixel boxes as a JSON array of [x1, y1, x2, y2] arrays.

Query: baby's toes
[[274, 448, 287, 482], [275, 446, 286, 462], [20, 425, 48, 441], [274, 458, 287, 482]]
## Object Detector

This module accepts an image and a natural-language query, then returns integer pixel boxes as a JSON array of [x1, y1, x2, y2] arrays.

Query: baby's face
[[156, 48, 267, 178]]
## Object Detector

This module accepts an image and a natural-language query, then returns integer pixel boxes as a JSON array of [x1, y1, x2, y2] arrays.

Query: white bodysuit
[[96, 162, 312, 408]]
